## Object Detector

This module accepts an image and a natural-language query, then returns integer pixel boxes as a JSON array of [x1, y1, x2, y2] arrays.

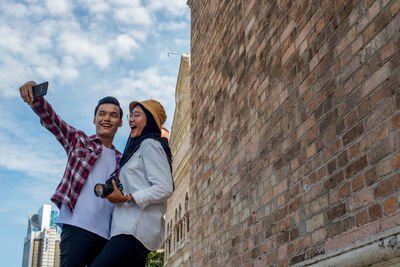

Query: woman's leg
[[90, 235, 150, 267]]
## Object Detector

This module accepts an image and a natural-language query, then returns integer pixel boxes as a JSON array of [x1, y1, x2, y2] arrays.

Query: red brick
[[374, 175, 400, 198], [390, 112, 400, 130], [352, 175, 364, 192], [343, 122, 364, 147], [376, 158, 392, 177], [345, 155, 368, 179], [365, 166, 378, 186], [368, 203, 383, 221], [316, 18, 325, 34], [336, 0, 346, 10], [346, 110, 358, 127], [338, 150, 349, 167], [356, 209, 369, 226], [362, 23, 376, 42], [343, 216, 356, 231], [364, 0, 374, 7], [394, 152, 400, 169], [383, 196, 397, 215], [381, 40, 395, 61], [358, 99, 370, 119], [357, 1, 380, 33], [360, 62, 391, 100], [397, 93, 400, 110], [370, 135, 397, 164], [349, 189, 374, 211], [331, 221, 343, 237], [392, 0, 400, 15], [327, 203, 346, 221], [325, 171, 344, 190], [375, 124, 388, 141], [376, 9, 392, 32], [349, 142, 361, 158], [339, 182, 351, 199]]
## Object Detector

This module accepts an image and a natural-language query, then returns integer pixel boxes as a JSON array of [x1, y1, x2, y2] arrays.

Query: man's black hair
[[94, 96, 123, 119]]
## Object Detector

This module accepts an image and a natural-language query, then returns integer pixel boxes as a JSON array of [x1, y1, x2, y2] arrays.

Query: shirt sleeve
[[132, 140, 174, 210], [30, 96, 78, 152]]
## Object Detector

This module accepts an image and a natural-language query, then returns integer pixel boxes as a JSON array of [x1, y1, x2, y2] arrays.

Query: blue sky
[[0, 0, 190, 266]]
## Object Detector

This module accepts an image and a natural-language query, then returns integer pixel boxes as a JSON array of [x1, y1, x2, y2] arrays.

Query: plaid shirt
[[30, 97, 121, 212]]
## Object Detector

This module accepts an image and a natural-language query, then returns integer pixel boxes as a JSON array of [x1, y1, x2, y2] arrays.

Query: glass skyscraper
[[22, 204, 61, 267]]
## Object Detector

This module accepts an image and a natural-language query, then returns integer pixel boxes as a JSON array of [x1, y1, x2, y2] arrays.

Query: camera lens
[[94, 184, 104, 197]]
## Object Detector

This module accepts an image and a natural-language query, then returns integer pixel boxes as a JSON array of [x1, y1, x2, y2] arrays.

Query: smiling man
[[19, 81, 123, 267]]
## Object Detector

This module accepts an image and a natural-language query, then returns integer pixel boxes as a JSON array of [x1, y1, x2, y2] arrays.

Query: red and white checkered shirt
[[30, 97, 121, 212]]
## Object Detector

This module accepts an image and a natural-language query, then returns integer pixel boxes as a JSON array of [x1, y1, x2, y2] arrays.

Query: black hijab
[[119, 104, 173, 173]]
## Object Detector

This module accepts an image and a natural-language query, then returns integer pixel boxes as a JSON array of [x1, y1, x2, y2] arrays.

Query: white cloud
[[0, 25, 25, 54], [113, 6, 153, 25], [46, 0, 71, 15], [148, 0, 188, 16], [158, 21, 187, 31], [118, 67, 175, 99], [0, 55, 35, 97], [174, 38, 190, 46], [58, 32, 111, 68], [79, 0, 110, 14], [91, 66, 176, 114], [0, 107, 65, 180], [1, 2, 29, 18], [113, 34, 140, 57]]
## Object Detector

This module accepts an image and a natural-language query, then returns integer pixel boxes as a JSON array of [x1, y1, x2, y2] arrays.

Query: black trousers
[[60, 224, 108, 267], [90, 234, 150, 267]]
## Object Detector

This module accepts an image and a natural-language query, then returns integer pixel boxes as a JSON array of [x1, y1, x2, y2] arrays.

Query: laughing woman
[[91, 99, 173, 267]]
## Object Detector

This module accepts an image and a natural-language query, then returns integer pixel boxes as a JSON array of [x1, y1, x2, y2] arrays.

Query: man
[[19, 81, 123, 267]]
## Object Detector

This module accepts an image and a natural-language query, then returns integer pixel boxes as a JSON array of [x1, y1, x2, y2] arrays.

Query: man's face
[[93, 103, 122, 139], [129, 105, 147, 138]]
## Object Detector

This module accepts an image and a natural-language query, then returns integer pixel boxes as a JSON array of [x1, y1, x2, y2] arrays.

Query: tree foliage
[[146, 250, 164, 267]]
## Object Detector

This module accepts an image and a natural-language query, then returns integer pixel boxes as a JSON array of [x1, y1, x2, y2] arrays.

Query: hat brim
[[129, 101, 162, 130], [129, 101, 140, 113]]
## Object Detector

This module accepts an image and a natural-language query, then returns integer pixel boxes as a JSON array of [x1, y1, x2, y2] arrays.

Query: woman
[[91, 99, 174, 266]]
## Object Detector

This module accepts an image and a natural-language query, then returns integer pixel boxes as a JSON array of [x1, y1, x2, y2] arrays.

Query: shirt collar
[[89, 134, 119, 153]]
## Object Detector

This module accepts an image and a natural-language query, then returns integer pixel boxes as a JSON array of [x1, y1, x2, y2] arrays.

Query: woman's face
[[129, 105, 147, 138]]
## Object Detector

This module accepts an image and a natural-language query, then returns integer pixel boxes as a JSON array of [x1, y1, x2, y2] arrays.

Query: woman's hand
[[104, 180, 130, 204]]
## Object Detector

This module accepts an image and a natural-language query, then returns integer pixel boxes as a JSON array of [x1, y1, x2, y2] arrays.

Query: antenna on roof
[[167, 52, 180, 57]]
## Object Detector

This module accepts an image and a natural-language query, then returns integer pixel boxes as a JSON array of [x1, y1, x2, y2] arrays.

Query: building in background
[[22, 204, 61, 267], [164, 54, 191, 266], [187, 0, 400, 266]]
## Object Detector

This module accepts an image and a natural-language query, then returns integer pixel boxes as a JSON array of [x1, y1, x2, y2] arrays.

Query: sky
[[0, 0, 190, 266]]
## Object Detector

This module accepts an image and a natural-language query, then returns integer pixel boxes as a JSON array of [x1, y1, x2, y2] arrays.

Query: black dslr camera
[[94, 175, 123, 197]]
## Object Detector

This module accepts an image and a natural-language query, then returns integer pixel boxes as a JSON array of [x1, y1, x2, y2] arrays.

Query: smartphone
[[32, 82, 48, 98]]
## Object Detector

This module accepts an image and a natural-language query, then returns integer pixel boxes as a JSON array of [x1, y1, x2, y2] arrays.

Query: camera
[[94, 175, 123, 197]]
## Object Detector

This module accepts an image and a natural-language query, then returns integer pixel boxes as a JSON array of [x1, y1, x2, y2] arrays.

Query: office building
[[22, 204, 60, 267]]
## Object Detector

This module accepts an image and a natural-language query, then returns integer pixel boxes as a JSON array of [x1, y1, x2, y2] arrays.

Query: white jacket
[[110, 138, 173, 250]]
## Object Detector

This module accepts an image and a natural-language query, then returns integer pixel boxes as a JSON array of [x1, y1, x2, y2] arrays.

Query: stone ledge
[[294, 224, 400, 266]]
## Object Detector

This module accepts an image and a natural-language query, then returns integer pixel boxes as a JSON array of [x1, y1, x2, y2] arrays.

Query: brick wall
[[188, 0, 400, 266]]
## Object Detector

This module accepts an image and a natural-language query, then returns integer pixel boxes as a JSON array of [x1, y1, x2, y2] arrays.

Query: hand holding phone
[[32, 82, 48, 98], [19, 81, 49, 104]]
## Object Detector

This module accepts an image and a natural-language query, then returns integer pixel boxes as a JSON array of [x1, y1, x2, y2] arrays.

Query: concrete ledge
[[294, 226, 400, 267]]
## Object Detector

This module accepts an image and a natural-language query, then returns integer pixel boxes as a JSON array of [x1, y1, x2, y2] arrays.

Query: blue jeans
[[90, 235, 149, 267], [60, 224, 108, 267]]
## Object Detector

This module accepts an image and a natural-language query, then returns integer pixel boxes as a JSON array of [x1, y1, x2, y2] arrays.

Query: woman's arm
[[132, 140, 174, 210]]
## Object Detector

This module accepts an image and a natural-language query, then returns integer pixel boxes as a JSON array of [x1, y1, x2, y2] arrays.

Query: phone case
[[32, 82, 48, 98]]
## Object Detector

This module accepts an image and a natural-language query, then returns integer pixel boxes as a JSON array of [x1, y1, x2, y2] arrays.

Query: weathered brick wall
[[188, 0, 400, 266]]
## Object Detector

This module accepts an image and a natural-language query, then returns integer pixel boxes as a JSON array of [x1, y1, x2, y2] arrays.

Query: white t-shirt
[[57, 145, 116, 239]]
